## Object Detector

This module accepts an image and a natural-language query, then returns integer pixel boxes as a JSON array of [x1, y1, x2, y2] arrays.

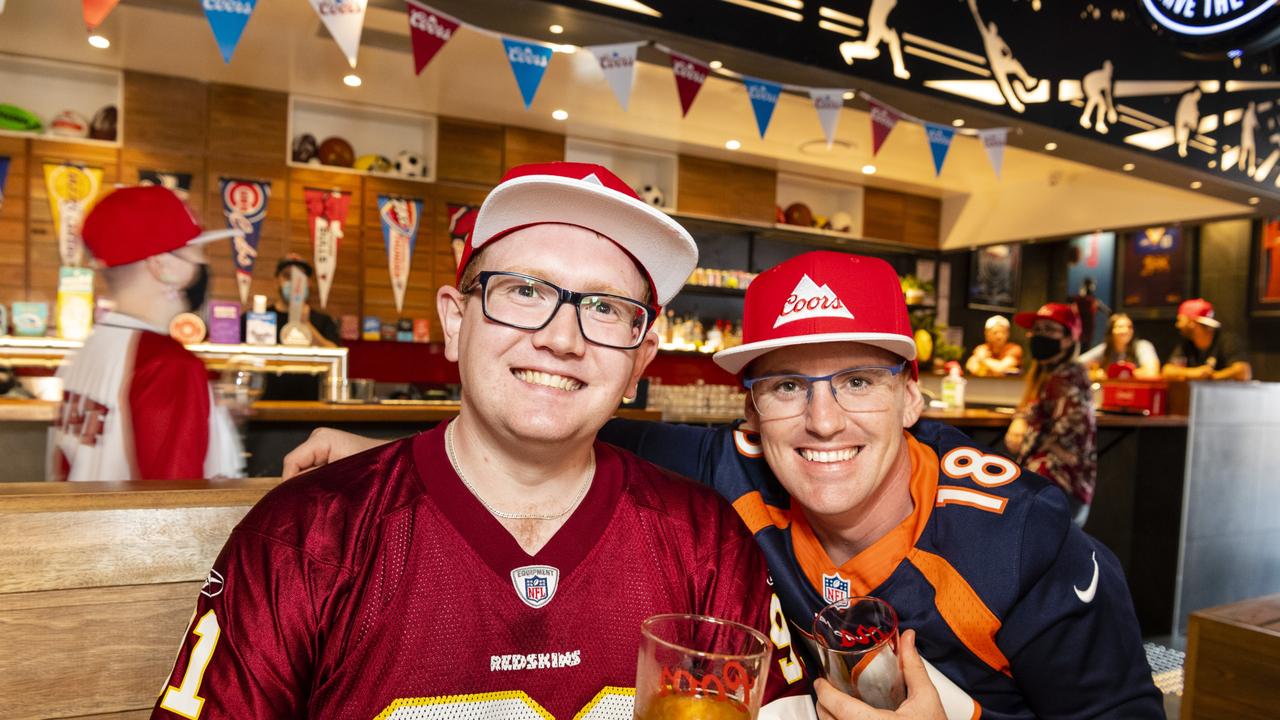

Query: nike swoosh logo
[[1074, 552, 1099, 603]]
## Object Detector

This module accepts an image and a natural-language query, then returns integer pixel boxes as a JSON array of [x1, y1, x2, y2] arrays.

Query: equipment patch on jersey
[[200, 568, 225, 598], [511, 565, 559, 608], [822, 572, 850, 603]]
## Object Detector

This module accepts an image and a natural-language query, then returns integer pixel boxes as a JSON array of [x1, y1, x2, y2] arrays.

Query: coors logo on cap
[[774, 274, 855, 328]]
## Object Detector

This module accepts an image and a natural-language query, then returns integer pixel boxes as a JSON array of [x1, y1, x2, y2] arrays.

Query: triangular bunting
[[0, 157, 9, 212], [588, 42, 643, 111], [309, 0, 368, 69], [83, 0, 119, 31], [808, 88, 844, 148], [924, 122, 956, 176], [0, 1, 7, 15], [406, 0, 459, 75], [743, 76, 782, 139], [979, 128, 1009, 178], [203, 0, 256, 64], [669, 51, 709, 117], [868, 97, 901, 156], [502, 38, 553, 108]]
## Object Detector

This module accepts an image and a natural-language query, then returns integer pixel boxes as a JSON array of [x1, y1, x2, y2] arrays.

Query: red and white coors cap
[[456, 162, 697, 306], [713, 251, 917, 374]]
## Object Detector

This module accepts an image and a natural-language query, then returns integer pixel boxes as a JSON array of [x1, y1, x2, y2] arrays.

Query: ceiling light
[[88, 34, 110, 49], [861, 164, 877, 174], [343, 74, 362, 87], [951, 119, 965, 127], [552, 44, 577, 54], [583, 0, 662, 17], [1249, 196, 1261, 205], [552, 109, 569, 121], [725, 139, 741, 150], [1122, 162, 1135, 171], [1044, 142, 1058, 151], [548, 24, 565, 34], [842, 91, 854, 100], [709, 60, 723, 70], [1190, 180, 1203, 189]]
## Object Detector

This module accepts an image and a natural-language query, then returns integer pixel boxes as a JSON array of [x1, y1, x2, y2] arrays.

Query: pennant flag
[[923, 122, 956, 176], [138, 170, 193, 201], [406, 0, 459, 75], [743, 76, 782, 139], [378, 195, 423, 313], [447, 203, 479, 267], [669, 52, 710, 117], [304, 188, 351, 309], [0, 157, 9, 212], [220, 178, 270, 305], [588, 42, 642, 111], [0, 1, 7, 15], [809, 89, 844, 148], [309, 0, 368, 68], [83, 0, 119, 31], [868, 97, 901, 156], [502, 38, 553, 108], [44, 163, 104, 267], [203, 0, 256, 64], [979, 128, 1009, 178]]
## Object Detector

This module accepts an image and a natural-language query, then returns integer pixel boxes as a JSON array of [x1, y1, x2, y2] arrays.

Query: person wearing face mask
[[265, 254, 340, 348], [1004, 303, 1096, 527], [48, 186, 244, 481]]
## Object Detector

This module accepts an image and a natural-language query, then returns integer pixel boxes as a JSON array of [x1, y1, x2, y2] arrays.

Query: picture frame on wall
[[1250, 216, 1280, 318], [967, 243, 1021, 312], [1118, 224, 1193, 319]]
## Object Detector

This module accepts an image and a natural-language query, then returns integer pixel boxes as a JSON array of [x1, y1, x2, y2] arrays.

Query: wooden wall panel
[[0, 136, 29, 307], [864, 187, 940, 248], [436, 119, 503, 185], [287, 167, 363, 321], [502, 127, 564, 172], [206, 84, 287, 165], [677, 155, 776, 224], [360, 177, 437, 335], [123, 71, 207, 155]]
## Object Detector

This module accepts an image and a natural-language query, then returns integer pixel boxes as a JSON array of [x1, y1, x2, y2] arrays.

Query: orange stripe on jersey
[[789, 433, 942, 597], [908, 548, 1011, 677], [732, 491, 790, 535]]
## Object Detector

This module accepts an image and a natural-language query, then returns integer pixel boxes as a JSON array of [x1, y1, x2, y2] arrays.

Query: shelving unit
[[565, 138, 677, 212], [287, 95, 437, 183], [0, 54, 122, 147], [775, 173, 864, 237]]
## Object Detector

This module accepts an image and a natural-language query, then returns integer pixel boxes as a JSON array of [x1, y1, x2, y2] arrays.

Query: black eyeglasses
[[465, 271, 657, 350]]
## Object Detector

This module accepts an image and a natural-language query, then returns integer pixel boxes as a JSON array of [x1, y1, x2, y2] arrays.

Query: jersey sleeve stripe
[[908, 548, 1012, 677], [732, 490, 791, 535]]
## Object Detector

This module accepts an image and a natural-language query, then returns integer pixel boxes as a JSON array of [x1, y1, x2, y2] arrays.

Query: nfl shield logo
[[822, 572, 850, 604], [511, 564, 559, 608]]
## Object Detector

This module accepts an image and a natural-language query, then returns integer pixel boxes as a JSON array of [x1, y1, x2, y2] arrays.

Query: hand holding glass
[[812, 597, 906, 710]]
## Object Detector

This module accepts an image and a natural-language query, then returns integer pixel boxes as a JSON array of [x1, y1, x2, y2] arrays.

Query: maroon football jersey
[[152, 421, 812, 719]]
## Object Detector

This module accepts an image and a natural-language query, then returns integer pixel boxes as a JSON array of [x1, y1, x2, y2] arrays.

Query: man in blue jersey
[[284, 251, 1163, 720]]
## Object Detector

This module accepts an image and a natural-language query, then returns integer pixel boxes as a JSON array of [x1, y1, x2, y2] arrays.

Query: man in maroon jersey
[[153, 163, 814, 719]]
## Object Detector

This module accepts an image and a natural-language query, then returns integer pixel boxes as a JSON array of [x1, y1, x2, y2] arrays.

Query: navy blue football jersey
[[600, 418, 1163, 720]]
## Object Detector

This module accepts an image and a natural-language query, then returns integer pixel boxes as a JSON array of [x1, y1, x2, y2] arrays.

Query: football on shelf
[[50, 110, 90, 138], [317, 136, 356, 167], [292, 133, 319, 163], [394, 150, 427, 178], [89, 105, 117, 141], [638, 184, 665, 208]]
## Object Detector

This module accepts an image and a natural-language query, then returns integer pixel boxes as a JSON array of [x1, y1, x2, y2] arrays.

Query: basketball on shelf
[[88, 105, 117, 141], [317, 136, 356, 167], [784, 202, 814, 227], [394, 150, 426, 178], [638, 184, 665, 208], [49, 110, 90, 138], [292, 133, 318, 163]]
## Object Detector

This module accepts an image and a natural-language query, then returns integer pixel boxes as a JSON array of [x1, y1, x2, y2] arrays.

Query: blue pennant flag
[[0, 156, 9, 212], [924, 122, 956, 176], [502, 38, 553, 108], [204, 0, 257, 63], [743, 76, 782, 138]]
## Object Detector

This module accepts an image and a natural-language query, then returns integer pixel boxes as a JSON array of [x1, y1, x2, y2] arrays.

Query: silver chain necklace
[[445, 422, 594, 521]]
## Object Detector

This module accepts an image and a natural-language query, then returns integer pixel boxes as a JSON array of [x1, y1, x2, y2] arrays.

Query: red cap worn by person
[[81, 185, 240, 267], [1177, 298, 1221, 328], [1014, 303, 1082, 341], [713, 251, 918, 376], [455, 162, 698, 306]]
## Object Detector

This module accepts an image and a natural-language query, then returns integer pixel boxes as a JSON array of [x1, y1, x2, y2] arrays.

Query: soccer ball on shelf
[[395, 150, 427, 178], [638, 184, 665, 208]]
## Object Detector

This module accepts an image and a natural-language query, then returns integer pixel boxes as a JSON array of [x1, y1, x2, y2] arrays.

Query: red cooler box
[[1101, 380, 1168, 416]]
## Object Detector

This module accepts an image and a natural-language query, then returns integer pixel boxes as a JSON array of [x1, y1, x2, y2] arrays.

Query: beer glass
[[633, 613, 771, 720], [812, 597, 905, 709]]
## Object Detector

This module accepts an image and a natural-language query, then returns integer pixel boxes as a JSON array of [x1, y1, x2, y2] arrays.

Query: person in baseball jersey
[[49, 186, 243, 482], [288, 251, 1163, 719], [152, 163, 815, 720]]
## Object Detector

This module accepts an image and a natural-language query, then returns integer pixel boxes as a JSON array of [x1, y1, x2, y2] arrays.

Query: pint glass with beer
[[633, 613, 771, 720]]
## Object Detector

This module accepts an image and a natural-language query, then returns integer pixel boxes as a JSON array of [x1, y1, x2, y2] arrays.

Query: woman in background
[[1079, 312, 1159, 381]]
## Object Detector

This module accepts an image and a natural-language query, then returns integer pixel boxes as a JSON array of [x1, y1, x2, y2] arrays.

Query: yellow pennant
[[44, 163, 104, 267]]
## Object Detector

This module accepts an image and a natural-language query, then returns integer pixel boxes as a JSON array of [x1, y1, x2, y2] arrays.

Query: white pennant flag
[[0, 1, 7, 15], [588, 42, 643, 112], [309, 0, 368, 68], [979, 128, 1009, 178], [808, 88, 845, 148]]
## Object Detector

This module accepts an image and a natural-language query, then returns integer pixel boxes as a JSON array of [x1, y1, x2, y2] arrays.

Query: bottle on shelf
[[941, 361, 966, 410]]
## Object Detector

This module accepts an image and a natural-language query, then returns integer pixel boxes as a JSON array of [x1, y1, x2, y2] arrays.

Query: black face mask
[[1030, 335, 1065, 362], [184, 263, 210, 312]]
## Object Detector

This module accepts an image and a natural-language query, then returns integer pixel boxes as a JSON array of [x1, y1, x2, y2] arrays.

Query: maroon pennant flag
[[669, 52, 710, 117], [869, 98, 902, 157], [406, 0, 460, 75]]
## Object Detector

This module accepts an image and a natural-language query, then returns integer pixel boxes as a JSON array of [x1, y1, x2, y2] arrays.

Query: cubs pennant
[[405, 0, 459, 75], [377, 195, 422, 313], [304, 188, 351, 309], [220, 178, 270, 305], [44, 163, 104, 268]]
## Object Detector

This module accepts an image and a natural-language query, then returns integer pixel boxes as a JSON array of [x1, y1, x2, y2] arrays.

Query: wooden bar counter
[[1183, 594, 1280, 719]]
